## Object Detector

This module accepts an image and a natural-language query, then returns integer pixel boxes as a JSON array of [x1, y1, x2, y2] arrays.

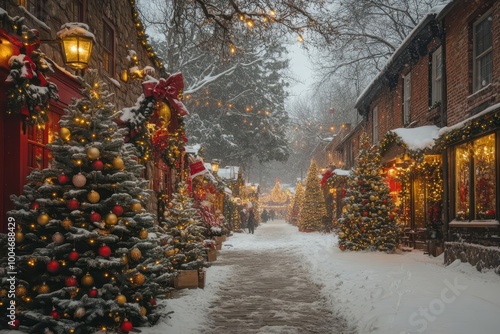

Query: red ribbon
[[142, 73, 189, 116]]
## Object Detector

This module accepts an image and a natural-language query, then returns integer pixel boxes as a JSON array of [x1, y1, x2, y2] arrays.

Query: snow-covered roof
[[185, 144, 202, 155], [391, 125, 440, 151], [355, 2, 451, 109], [203, 162, 212, 171], [218, 166, 239, 180], [333, 169, 351, 176]]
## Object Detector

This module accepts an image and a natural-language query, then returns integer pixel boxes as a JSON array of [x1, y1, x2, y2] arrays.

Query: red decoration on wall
[[142, 73, 189, 116], [189, 160, 206, 178]]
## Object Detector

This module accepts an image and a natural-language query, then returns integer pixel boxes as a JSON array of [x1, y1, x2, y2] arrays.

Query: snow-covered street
[[144, 220, 500, 334]]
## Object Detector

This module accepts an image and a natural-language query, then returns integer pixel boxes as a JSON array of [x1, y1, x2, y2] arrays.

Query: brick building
[[331, 0, 499, 266], [0, 0, 175, 232]]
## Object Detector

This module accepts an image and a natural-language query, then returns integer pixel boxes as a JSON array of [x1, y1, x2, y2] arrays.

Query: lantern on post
[[56, 23, 95, 73], [211, 159, 221, 175]]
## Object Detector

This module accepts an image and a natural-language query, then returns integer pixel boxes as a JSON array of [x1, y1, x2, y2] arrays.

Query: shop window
[[473, 10, 492, 92], [26, 112, 60, 172], [455, 134, 496, 220], [102, 20, 115, 76], [402, 72, 411, 125]]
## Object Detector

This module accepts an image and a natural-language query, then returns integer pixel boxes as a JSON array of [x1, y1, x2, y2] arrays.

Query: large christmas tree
[[338, 132, 401, 251], [297, 161, 326, 232], [1, 70, 171, 333], [160, 182, 207, 271], [287, 181, 304, 226]]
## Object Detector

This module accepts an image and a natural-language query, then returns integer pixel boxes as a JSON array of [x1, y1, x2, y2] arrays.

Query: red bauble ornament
[[58, 173, 69, 185], [149, 298, 156, 306], [51, 309, 61, 319], [340, 244, 346, 251], [89, 287, 98, 298], [65, 276, 78, 287], [382, 199, 388, 204], [92, 159, 104, 171], [389, 214, 395, 219], [363, 212, 369, 217], [30, 201, 40, 210], [112, 205, 124, 216], [46, 259, 60, 273], [67, 198, 79, 211], [8, 319, 20, 330], [89, 211, 102, 222], [68, 249, 79, 262], [120, 320, 133, 333], [98, 244, 112, 258]]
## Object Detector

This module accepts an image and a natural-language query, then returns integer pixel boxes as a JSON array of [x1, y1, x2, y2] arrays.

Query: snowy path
[[201, 248, 352, 334]]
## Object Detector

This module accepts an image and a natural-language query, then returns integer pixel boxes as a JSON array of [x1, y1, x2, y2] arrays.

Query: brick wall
[[444, 0, 499, 126]]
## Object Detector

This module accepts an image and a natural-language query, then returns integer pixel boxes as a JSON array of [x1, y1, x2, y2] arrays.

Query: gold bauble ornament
[[37, 213, 50, 226], [16, 285, 27, 296], [59, 127, 71, 141], [61, 217, 73, 229], [121, 255, 129, 265], [105, 213, 118, 226], [0, 289, 7, 297], [81, 273, 94, 287], [139, 229, 148, 239], [87, 190, 100, 203], [157, 101, 171, 128], [165, 249, 175, 257], [116, 294, 127, 305], [38, 283, 50, 294], [370, 195, 376, 201], [140, 306, 147, 316], [15, 231, 25, 243], [52, 232, 65, 244], [133, 273, 145, 286], [130, 248, 142, 261], [112, 157, 124, 170], [339, 232, 345, 238], [131, 203, 142, 212], [87, 147, 100, 160]]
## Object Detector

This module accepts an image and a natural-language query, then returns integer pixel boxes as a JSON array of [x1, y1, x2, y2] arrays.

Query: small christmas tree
[[160, 182, 207, 271], [338, 132, 401, 251], [287, 181, 304, 226], [1, 70, 170, 333], [297, 161, 326, 232]]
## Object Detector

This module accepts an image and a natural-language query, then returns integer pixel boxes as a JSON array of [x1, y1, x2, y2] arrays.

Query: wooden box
[[207, 249, 217, 262], [173, 270, 198, 289]]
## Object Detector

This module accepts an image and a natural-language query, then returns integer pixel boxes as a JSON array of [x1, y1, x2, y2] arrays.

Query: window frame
[[372, 106, 379, 143], [102, 19, 115, 76], [402, 72, 411, 125], [472, 9, 493, 92], [431, 46, 443, 105]]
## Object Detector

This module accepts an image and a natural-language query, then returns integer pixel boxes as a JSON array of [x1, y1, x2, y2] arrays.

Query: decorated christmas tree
[[160, 182, 207, 271], [297, 161, 326, 232], [1, 70, 171, 333], [288, 181, 304, 225], [338, 132, 401, 251]]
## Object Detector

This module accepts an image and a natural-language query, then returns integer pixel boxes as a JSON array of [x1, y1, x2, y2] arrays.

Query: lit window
[[473, 10, 492, 92]]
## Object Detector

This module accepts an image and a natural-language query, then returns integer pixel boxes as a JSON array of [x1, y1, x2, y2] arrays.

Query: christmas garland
[[4, 28, 59, 127]]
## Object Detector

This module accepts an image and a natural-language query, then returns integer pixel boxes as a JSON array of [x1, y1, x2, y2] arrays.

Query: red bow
[[321, 169, 334, 186], [142, 73, 189, 116]]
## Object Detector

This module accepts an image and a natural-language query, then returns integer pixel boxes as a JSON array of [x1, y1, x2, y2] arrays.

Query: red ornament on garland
[[30, 201, 40, 211], [89, 211, 102, 222], [98, 244, 112, 258], [92, 159, 104, 171], [58, 173, 69, 185], [89, 287, 98, 298], [46, 259, 60, 273], [8, 319, 20, 330], [68, 249, 79, 262], [112, 205, 124, 216], [51, 309, 61, 319], [120, 319, 133, 333], [67, 198, 79, 211], [65, 276, 78, 287]]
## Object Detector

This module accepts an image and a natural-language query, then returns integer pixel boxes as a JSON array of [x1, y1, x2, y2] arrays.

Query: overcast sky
[[286, 43, 315, 100]]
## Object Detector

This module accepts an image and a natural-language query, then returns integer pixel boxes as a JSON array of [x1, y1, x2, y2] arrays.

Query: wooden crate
[[207, 249, 217, 262], [173, 270, 198, 289], [215, 242, 222, 251]]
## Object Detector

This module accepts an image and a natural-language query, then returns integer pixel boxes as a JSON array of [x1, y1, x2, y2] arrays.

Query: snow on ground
[[148, 220, 500, 334]]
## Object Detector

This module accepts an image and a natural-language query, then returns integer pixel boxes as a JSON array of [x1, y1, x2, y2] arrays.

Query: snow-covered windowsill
[[449, 220, 499, 228]]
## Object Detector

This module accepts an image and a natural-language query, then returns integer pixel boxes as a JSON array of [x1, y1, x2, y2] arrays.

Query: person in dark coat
[[261, 209, 269, 223], [247, 208, 256, 234]]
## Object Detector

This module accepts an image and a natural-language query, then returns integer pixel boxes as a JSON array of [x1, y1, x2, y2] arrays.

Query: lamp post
[[211, 159, 221, 175], [56, 23, 95, 74]]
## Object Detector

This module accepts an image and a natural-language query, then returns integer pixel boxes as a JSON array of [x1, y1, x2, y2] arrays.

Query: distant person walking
[[270, 210, 275, 221], [262, 209, 269, 223], [247, 208, 256, 234]]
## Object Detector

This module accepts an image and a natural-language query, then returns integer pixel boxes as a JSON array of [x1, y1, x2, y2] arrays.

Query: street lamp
[[56, 23, 94, 72], [211, 159, 221, 174]]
